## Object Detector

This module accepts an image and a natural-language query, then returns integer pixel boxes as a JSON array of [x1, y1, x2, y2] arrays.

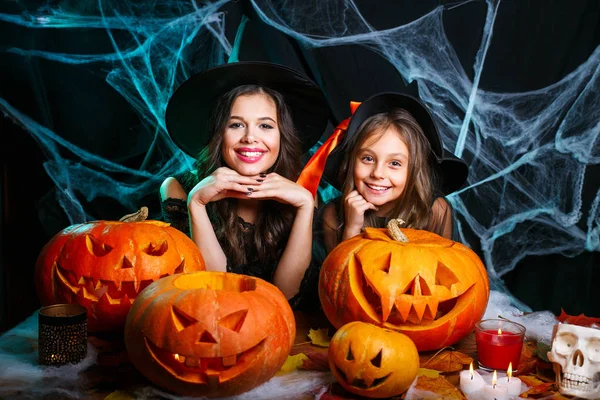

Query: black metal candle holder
[[38, 304, 88, 366]]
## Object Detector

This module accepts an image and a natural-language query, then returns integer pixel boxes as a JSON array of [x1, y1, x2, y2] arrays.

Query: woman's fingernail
[[246, 191, 252, 196], [259, 173, 267, 178], [247, 187, 254, 192], [256, 179, 264, 183]]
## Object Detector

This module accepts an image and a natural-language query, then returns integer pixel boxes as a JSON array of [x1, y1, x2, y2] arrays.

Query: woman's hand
[[342, 190, 378, 239], [187, 167, 262, 207], [245, 172, 314, 210]]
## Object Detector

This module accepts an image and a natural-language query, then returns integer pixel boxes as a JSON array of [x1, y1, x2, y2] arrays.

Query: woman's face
[[353, 128, 409, 215], [222, 93, 281, 176]]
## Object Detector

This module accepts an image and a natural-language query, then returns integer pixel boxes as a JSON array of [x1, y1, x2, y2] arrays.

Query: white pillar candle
[[460, 362, 485, 395], [483, 370, 509, 400], [497, 363, 522, 397]]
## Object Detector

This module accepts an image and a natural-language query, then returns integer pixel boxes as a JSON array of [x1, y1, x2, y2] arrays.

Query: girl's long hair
[[194, 85, 302, 266], [337, 108, 440, 235]]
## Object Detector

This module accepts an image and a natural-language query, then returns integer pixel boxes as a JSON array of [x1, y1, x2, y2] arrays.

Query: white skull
[[547, 323, 600, 399]]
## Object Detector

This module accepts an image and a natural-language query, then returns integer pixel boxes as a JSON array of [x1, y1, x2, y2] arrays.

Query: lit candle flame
[[469, 361, 474, 379], [498, 328, 502, 335], [174, 353, 180, 361], [507, 362, 513, 381], [492, 370, 497, 388]]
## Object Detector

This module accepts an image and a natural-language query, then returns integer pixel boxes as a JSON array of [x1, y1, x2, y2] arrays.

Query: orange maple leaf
[[557, 309, 600, 327], [421, 349, 473, 372], [414, 375, 467, 399]]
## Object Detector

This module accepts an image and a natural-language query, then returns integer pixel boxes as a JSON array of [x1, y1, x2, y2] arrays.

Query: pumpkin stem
[[387, 218, 409, 242], [119, 206, 149, 222]]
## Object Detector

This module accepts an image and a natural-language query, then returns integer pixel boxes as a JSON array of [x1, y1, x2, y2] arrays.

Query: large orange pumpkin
[[319, 223, 489, 351], [124, 271, 295, 398], [34, 216, 205, 333], [329, 321, 419, 398]]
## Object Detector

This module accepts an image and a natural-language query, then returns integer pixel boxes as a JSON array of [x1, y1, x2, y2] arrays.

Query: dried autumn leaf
[[515, 341, 553, 377], [422, 349, 473, 372], [414, 375, 466, 400], [557, 309, 600, 327], [301, 349, 330, 371], [277, 353, 309, 375], [519, 380, 557, 398], [418, 368, 441, 378], [308, 328, 331, 347]]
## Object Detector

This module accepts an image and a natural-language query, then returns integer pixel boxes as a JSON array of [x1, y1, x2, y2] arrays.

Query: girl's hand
[[245, 172, 314, 210], [344, 190, 378, 231], [187, 167, 262, 207]]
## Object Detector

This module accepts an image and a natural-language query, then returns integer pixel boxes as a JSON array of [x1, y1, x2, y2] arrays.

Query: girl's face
[[353, 128, 409, 215], [222, 93, 281, 176]]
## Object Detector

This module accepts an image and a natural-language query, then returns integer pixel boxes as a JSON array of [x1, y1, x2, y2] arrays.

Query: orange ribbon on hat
[[297, 101, 361, 198]]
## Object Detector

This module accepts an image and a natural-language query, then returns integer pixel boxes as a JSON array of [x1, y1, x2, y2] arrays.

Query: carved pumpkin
[[124, 271, 295, 398], [329, 321, 419, 398], [34, 215, 205, 333], [319, 223, 489, 351]]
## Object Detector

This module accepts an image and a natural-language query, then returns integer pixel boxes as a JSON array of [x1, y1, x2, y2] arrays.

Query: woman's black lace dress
[[160, 171, 321, 310]]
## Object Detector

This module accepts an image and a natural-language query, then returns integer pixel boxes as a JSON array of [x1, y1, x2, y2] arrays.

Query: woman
[[160, 61, 329, 300]]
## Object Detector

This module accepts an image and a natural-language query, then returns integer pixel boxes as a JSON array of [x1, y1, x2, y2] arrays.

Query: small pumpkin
[[329, 321, 419, 398], [319, 220, 489, 351], [34, 208, 206, 333], [124, 271, 295, 398]]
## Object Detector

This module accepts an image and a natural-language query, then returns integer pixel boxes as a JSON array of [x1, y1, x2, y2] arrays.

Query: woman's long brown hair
[[336, 108, 440, 235], [194, 85, 302, 267]]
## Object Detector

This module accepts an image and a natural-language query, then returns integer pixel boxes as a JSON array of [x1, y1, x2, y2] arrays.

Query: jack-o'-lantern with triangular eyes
[[34, 213, 206, 333], [124, 271, 295, 398], [329, 321, 419, 398], [319, 222, 490, 351]]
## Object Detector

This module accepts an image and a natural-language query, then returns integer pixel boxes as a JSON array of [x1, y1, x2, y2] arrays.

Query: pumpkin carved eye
[[346, 346, 354, 361], [145, 240, 168, 256], [370, 349, 383, 367], [86, 235, 113, 256], [435, 261, 459, 289], [219, 309, 248, 333], [172, 305, 198, 331]]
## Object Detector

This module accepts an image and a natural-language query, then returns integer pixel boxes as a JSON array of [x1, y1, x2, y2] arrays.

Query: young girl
[[160, 61, 329, 300], [320, 92, 468, 252]]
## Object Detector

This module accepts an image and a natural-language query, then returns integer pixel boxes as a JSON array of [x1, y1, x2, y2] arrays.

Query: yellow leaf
[[418, 368, 441, 378], [104, 390, 135, 400], [277, 353, 309, 375], [307, 328, 330, 347]]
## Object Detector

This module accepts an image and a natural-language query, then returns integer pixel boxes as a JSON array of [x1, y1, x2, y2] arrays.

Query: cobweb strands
[[1, 0, 598, 310]]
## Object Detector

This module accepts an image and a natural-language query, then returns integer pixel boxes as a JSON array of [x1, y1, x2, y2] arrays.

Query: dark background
[[1, 0, 599, 333]]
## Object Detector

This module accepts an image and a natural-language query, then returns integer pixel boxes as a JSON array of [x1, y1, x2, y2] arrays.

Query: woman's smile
[[235, 147, 268, 163], [222, 93, 281, 175]]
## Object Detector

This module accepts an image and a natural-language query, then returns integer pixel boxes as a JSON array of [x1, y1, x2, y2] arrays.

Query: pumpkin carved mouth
[[53, 261, 184, 305], [351, 253, 471, 325], [144, 337, 266, 385], [334, 365, 392, 389]]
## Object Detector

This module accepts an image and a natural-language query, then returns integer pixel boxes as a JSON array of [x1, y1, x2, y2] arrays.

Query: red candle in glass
[[475, 319, 525, 371]]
